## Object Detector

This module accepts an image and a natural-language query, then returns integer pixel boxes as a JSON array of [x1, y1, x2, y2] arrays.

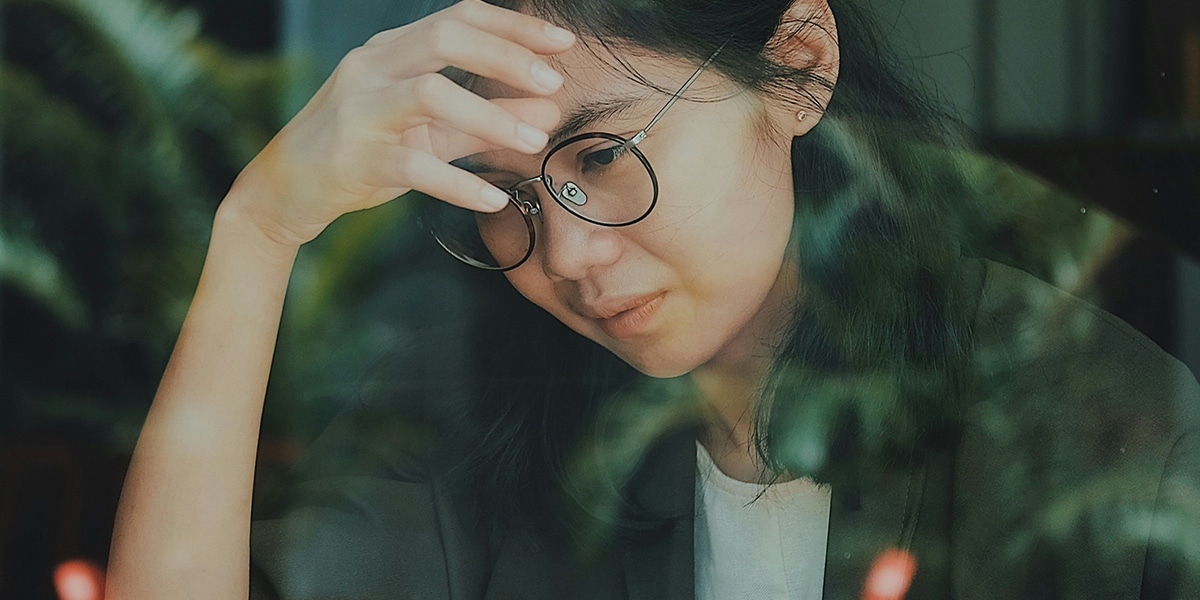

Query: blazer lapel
[[822, 447, 955, 600], [621, 426, 698, 600], [616, 424, 957, 600]]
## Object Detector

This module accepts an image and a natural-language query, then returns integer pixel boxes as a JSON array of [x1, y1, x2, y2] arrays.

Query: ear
[[763, 0, 840, 137]]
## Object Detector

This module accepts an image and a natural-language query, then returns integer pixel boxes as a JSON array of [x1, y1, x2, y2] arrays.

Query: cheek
[[679, 188, 794, 306], [641, 119, 795, 282], [642, 127, 796, 356]]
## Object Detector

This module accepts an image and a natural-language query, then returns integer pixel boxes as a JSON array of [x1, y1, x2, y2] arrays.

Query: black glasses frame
[[473, 132, 658, 271], [431, 42, 727, 271]]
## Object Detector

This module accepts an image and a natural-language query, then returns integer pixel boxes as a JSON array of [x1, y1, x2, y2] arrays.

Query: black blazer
[[248, 262, 1200, 599]]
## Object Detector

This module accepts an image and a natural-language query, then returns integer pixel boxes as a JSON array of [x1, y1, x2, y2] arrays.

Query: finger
[[381, 74, 553, 154], [448, 0, 576, 55], [373, 19, 565, 95], [366, 0, 575, 56], [423, 96, 561, 162], [492, 96, 561, 136], [368, 146, 511, 213]]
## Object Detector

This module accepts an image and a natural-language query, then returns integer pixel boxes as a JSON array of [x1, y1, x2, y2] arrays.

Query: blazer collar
[[619, 429, 955, 600], [621, 425, 698, 600]]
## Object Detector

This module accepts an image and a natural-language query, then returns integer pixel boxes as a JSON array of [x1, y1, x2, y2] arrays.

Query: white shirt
[[694, 441, 832, 600]]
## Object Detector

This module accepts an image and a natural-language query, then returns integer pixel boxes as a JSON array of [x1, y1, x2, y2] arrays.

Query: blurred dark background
[[1, 0, 1197, 597]]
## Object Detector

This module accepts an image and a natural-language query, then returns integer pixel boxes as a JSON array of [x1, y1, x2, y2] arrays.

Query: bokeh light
[[53, 559, 105, 600], [862, 548, 917, 600]]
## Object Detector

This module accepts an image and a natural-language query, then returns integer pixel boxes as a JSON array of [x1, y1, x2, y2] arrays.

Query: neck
[[692, 251, 801, 483]]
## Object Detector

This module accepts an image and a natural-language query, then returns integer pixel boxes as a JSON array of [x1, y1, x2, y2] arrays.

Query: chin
[[624, 359, 694, 379], [605, 341, 713, 379]]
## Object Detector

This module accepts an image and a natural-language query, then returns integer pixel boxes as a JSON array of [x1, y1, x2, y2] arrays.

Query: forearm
[[107, 191, 300, 600]]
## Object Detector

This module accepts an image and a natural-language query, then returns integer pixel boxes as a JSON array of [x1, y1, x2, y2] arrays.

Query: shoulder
[[973, 259, 1200, 433], [950, 260, 1200, 598]]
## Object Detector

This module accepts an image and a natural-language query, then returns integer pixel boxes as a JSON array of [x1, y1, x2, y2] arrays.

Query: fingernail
[[531, 61, 563, 92], [544, 24, 575, 44], [517, 123, 549, 151], [480, 186, 511, 211]]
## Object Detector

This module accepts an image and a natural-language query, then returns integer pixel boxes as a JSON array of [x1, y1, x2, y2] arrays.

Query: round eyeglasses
[[419, 43, 725, 271]]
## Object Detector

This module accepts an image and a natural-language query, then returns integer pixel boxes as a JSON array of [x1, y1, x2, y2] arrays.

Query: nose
[[534, 191, 623, 282]]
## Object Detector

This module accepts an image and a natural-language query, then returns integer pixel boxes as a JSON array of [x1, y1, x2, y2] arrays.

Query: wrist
[[213, 194, 302, 265], [219, 148, 330, 249]]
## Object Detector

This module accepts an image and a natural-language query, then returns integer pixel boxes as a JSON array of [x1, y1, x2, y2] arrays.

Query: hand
[[224, 0, 575, 248]]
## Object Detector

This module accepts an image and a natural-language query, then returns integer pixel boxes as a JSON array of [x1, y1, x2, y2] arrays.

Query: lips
[[579, 291, 662, 319], [582, 291, 667, 339]]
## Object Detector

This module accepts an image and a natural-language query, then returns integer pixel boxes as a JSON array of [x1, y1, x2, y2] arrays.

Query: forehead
[[475, 40, 694, 104], [495, 42, 727, 124], [464, 40, 732, 170]]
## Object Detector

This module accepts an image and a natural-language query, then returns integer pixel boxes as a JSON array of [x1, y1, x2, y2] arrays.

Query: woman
[[106, 0, 1200, 598]]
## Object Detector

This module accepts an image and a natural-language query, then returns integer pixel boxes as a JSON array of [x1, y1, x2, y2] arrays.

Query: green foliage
[[0, 0, 288, 444], [0, 0, 455, 448]]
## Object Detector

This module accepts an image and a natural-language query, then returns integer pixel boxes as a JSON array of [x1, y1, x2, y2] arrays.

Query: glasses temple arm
[[628, 39, 730, 146]]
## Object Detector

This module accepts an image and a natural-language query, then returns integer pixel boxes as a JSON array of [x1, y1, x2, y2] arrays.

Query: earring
[[796, 110, 807, 122]]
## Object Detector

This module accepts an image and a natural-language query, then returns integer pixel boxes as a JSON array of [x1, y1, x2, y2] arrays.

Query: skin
[[472, 50, 806, 481], [473, 53, 798, 379], [470, 12, 840, 481], [107, 3, 837, 598]]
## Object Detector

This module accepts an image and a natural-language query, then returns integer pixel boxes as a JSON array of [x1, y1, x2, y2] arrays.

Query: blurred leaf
[[0, 227, 86, 330], [1, 0, 288, 443]]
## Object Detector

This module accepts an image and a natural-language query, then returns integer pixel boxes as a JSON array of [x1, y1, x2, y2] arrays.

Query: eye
[[580, 141, 630, 172], [587, 145, 620, 165]]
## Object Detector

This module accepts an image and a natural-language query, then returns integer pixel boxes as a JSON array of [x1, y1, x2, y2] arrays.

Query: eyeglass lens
[[422, 132, 657, 270]]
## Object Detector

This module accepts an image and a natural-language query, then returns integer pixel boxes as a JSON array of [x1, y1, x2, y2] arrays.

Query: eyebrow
[[454, 94, 647, 175], [550, 95, 645, 147]]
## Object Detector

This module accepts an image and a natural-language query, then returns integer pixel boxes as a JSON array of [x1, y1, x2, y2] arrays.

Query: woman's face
[[471, 43, 800, 377]]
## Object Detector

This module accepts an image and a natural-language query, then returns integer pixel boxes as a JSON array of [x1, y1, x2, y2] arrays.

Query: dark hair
[[424, 0, 986, 550]]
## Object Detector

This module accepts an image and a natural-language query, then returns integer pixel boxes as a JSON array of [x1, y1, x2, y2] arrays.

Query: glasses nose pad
[[558, 182, 588, 206], [511, 186, 541, 216], [543, 173, 588, 207]]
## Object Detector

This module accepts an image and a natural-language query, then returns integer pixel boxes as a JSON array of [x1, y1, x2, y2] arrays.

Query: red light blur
[[54, 559, 105, 600], [862, 548, 917, 600]]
